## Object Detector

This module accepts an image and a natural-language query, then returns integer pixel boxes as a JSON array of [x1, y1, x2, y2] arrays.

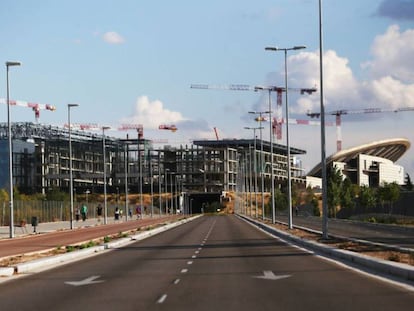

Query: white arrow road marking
[[65, 275, 105, 286], [253, 271, 291, 281]]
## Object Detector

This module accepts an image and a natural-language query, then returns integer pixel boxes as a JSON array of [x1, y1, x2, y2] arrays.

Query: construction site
[[0, 122, 306, 213]]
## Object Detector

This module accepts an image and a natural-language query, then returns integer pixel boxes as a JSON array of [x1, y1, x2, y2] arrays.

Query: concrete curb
[[0, 267, 15, 277], [241, 215, 414, 282], [15, 246, 105, 274]]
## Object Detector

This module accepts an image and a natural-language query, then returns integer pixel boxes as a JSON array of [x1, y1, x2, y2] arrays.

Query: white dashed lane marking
[[157, 294, 168, 304]]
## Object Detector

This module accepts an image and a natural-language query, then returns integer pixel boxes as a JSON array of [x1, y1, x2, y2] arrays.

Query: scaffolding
[[0, 122, 306, 197]]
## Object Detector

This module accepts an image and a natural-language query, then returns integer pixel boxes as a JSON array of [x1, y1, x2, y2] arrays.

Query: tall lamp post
[[244, 126, 263, 218], [102, 126, 111, 224], [67, 103, 78, 230], [319, 0, 328, 239], [165, 168, 169, 214], [249, 111, 269, 220], [6, 61, 21, 238], [254, 88, 275, 223], [265, 45, 306, 229], [124, 143, 129, 221]]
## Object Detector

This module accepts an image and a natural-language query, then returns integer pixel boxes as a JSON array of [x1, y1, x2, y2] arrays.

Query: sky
[[1, 0, 414, 177]]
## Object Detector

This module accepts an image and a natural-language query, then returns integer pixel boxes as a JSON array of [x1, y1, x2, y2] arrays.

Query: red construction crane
[[307, 106, 414, 151], [191, 84, 317, 140], [159, 124, 178, 132], [118, 123, 144, 139], [213, 127, 220, 140], [64, 123, 100, 130], [0, 98, 56, 122]]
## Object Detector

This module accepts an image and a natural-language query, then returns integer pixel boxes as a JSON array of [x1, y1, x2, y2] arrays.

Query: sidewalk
[[0, 215, 153, 240]]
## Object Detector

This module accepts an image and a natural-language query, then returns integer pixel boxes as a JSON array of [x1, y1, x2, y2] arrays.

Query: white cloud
[[289, 50, 360, 113], [286, 25, 414, 115], [121, 96, 185, 129], [102, 31, 125, 44], [365, 25, 414, 83], [273, 25, 414, 174]]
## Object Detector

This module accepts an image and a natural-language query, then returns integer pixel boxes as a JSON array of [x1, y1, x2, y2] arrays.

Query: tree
[[340, 178, 356, 213], [404, 173, 413, 191], [359, 185, 377, 212], [46, 187, 69, 201], [0, 188, 9, 201], [274, 188, 287, 211], [305, 185, 319, 206], [327, 166, 343, 217], [380, 182, 400, 215]]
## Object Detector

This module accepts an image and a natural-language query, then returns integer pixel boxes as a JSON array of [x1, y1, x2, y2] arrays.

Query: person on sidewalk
[[96, 204, 103, 222], [114, 207, 120, 221], [80, 204, 88, 221], [75, 206, 80, 222], [135, 204, 141, 220]]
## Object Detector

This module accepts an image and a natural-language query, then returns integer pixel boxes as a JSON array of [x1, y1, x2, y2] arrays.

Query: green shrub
[[66, 245, 75, 252]]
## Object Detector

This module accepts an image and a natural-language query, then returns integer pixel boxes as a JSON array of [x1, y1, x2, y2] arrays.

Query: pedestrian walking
[[136, 204, 141, 219], [75, 207, 80, 222], [80, 203, 88, 221], [114, 207, 120, 221], [96, 204, 103, 222]]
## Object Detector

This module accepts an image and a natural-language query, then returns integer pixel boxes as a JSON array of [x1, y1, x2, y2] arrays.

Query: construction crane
[[191, 84, 317, 140], [159, 124, 178, 132], [64, 123, 100, 131], [213, 127, 220, 140], [307, 106, 414, 151], [118, 124, 144, 139], [0, 98, 56, 122], [254, 116, 334, 126]]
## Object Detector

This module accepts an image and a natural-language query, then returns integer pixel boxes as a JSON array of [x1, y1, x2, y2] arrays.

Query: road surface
[[0, 215, 412, 311], [277, 214, 414, 249]]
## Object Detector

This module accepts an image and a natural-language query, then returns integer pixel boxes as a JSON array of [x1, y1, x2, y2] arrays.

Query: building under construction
[[0, 122, 306, 200]]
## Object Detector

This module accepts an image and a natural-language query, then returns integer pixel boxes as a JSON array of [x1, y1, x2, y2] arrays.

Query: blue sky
[[1, 0, 414, 177]]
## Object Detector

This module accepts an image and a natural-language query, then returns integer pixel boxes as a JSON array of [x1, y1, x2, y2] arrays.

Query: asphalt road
[[0, 215, 413, 311], [277, 214, 414, 249]]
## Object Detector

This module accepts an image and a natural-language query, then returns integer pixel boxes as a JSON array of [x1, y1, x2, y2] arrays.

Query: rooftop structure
[[307, 138, 410, 187]]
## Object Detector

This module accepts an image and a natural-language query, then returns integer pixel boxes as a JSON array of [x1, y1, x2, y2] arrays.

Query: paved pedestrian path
[[0, 215, 183, 260], [0, 214, 166, 240]]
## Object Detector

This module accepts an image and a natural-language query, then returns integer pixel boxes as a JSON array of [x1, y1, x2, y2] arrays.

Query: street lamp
[[254, 88, 275, 223], [102, 126, 111, 224], [249, 111, 269, 220], [124, 143, 129, 221], [170, 172, 174, 213], [6, 61, 21, 238], [165, 168, 169, 214], [319, 0, 328, 239], [244, 126, 264, 219], [149, 150, 154, 218], [137, 134, 143, 218], [67, 103, 78, 230], [158, 152, 162, 216], [265, 45, 306, 229], [85, 189, 90, 203]]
